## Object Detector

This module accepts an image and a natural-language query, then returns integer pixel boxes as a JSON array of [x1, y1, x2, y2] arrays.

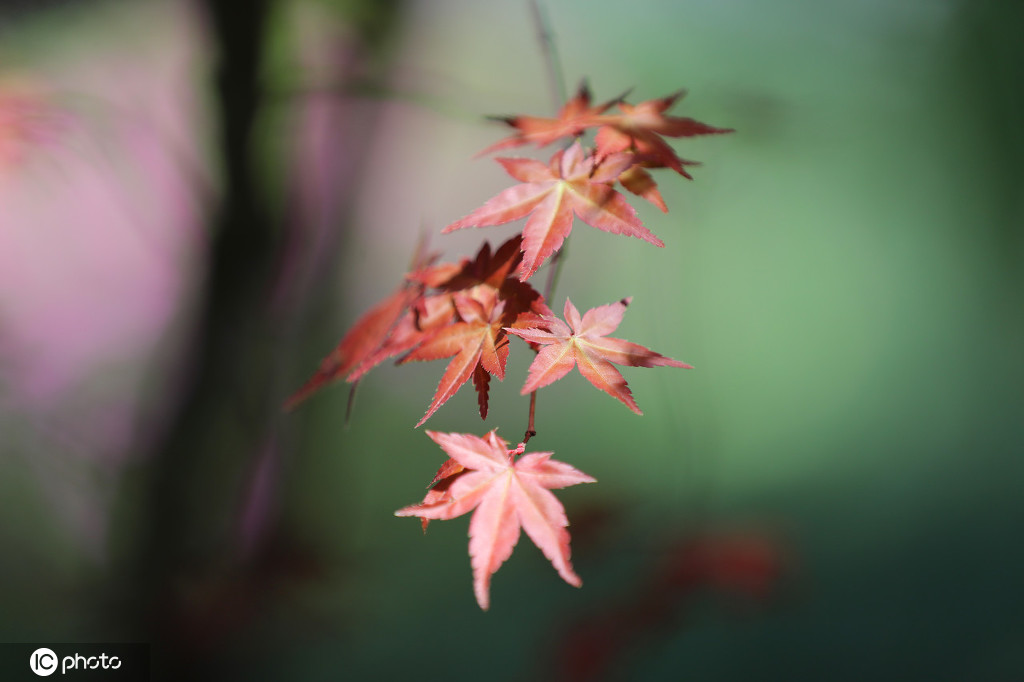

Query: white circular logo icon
[[29, 648, 58, 677]]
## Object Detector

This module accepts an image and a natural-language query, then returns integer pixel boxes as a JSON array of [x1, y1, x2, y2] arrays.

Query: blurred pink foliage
[[0, 1, 383, 557], [0, 2, 210, 552], [0, 20, 207, 410]]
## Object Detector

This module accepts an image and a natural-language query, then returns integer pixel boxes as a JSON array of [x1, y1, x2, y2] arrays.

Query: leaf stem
[[522, 390, 538, 444]]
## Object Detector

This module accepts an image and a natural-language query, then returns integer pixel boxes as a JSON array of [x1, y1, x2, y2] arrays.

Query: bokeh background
[[1, 0, 1021, 680]]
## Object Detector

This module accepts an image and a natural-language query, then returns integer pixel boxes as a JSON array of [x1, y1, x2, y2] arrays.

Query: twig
[[543, 243, 567, 302], [529, 0, 567, 111], [522, 390, 538, 444], [522, 0, 569, 446]]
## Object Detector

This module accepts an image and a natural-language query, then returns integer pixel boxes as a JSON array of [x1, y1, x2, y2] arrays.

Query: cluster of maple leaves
[[289, 83, 730, 610]]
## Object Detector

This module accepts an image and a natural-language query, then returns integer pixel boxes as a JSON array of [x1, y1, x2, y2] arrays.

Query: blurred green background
[[0, 0, 1020, 680]]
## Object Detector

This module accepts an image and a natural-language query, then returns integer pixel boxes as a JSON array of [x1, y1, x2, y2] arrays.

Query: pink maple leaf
[[506, 297, 692, 414], [395, 430, 596, 610], [443, 141, 664, 281]]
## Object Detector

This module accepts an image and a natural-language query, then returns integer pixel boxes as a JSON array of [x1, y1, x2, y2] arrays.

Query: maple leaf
[[284, 241, 446, 411], [618, 164, 667, 213], [596, 90, 733, 175], [412, 236, 521, 291], [412, 235, 550, 323], [399, 290, 509, 426], [444, 142, 664, 280], [410, 234, 525, 293], [283, 284, 422, 411], [478, 81, 623, 156], [416, 457, 467, 533], [287, 238, 551, 420], [397, 237, 554, 424], [506, 297, 692, 414], [395, 430, 596, 610]]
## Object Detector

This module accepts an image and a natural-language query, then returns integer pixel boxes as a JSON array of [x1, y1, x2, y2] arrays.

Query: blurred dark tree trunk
[[125, 0, 406, 679], [138, 0, 274, 678]]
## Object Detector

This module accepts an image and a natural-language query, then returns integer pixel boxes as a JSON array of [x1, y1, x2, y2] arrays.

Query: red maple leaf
[[399, 290, 509, 426], [415, 457, 467, 533], [410, 234, 522, 291], [411, 235, 550, 326], [596, 90, 733, 175], [395, 430, 596, 610], [286, 237, 550, 420], [399, 237, 552, 424], [617, 164, 668, 212], [478, 81, 622, 156], [283, 241, 447, 411], [444, 142, 664, 280], [506, 297, 692, 414], [283, 283, 423, 411]]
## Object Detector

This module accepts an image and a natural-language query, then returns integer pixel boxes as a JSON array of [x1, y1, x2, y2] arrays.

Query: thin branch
[[543, 241, 567, 302], [528, 233, 566, 446], [529, 0, 567, 111], [522, 0, 568, 447]]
